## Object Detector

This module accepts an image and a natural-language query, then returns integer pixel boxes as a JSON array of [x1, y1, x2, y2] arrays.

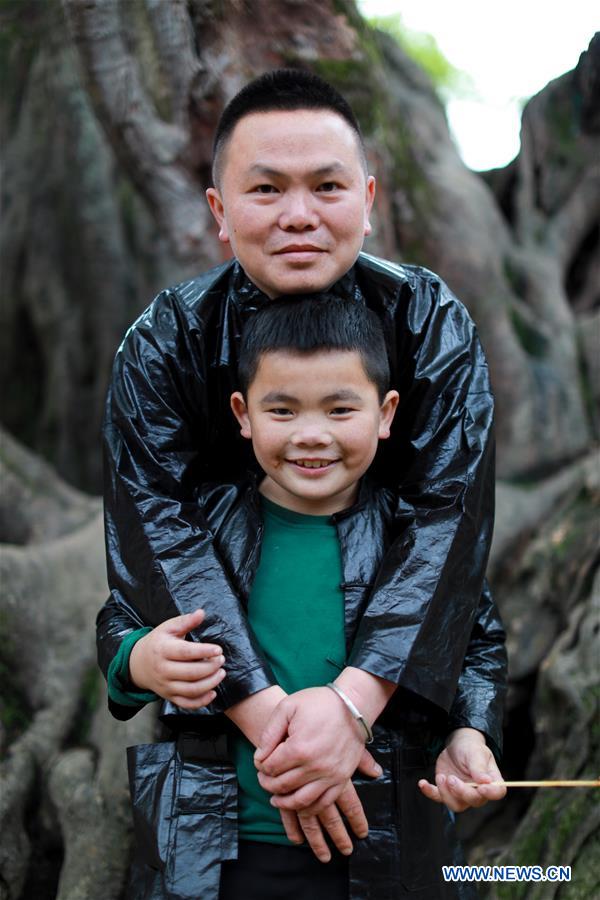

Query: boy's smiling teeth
[[291, 459, 336, 468]]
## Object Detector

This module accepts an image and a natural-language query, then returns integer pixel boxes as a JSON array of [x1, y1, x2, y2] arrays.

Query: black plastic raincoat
[[97, 252, 506, 899]]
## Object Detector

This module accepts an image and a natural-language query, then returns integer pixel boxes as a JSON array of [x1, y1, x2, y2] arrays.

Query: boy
[[109, 295, 505, 900]]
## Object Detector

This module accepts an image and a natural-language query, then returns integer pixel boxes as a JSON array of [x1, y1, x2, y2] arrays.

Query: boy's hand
[[418, 727, 507, 811], [254, 686, 382, 810], [128, 608, 226, 708]]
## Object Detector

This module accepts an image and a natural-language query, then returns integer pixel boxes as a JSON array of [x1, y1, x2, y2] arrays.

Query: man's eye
[[255, 184, 278, 194], [317, 182, 340, 192]]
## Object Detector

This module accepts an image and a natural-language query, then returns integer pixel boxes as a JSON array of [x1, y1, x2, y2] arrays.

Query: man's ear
[[363, 175, 376, 237], [206, 188, 230, 244], [378, 389, 399, 440], [230, 392, 252, 439]]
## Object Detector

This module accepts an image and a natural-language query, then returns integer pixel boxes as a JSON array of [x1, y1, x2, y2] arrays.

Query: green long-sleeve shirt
[[107, 495, 346, 845]]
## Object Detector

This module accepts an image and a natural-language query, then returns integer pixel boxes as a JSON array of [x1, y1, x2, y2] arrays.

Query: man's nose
[[278, 190, 319, 230]]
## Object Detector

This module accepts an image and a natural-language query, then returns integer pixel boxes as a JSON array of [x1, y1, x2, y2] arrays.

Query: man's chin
[[243, 258, 356, 298], [264, 268, 348, 298]]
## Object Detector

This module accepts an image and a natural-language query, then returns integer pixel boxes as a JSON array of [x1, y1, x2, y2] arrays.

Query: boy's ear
[[378, 390, 399, 440], [230, 392, 252, 439]]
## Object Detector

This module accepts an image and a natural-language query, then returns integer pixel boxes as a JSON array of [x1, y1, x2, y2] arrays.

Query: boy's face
[[231, 350, 398, 516], [206, 109, 375, 298]]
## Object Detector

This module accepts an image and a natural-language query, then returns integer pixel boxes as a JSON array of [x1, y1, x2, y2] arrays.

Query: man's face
[[206, 110, 376, 297], [230, 349, 398, 516]]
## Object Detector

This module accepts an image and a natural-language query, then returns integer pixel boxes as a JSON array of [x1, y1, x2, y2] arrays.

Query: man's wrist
[[334, 666, 396, 726], [326, 682, 374, 743], [225, 685, 287, 747]]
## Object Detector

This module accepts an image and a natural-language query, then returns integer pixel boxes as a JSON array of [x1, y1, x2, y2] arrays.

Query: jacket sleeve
[[102, 289, 275, 713], [446, 580, 507, 760], [348, 272, 496, 713]]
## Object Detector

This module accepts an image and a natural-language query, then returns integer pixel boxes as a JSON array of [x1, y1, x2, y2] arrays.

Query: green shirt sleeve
[[106, 627, 159, 707]]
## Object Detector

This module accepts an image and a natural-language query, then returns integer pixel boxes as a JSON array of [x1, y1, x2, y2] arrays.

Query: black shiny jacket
[[96, 253, 506, 898], [124, 475, 502, 899]]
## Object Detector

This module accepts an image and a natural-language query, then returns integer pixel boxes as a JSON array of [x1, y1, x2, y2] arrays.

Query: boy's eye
[[269, 407, 293, 416], [330, 407, 354, 416]]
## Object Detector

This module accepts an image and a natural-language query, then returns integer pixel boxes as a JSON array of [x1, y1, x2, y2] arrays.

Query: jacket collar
[[239, 468, 383, 523], [229, 260, 361, 314]]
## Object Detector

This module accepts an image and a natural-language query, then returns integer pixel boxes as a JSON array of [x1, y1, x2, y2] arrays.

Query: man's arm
[[255, 581, 506, 810], [103, 286, 275, 712], [348, 267, 495, 712], [96, 595, 377, 860], [254, 668, 393, 809]]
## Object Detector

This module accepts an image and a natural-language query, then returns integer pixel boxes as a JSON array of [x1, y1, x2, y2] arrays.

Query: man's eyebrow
[[248, 162, 348, 178]]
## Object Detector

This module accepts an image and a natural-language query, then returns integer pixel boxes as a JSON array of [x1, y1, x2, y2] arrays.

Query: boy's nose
[[278, 191, 319, 231], [290, 424, 333, 447]]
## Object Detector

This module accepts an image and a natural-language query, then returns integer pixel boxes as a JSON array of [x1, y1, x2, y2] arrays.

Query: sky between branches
[[359, 0, 598, 170]]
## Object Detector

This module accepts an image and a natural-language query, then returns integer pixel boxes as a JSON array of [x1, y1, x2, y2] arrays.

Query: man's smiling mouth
[[274, 244, 325, 254]]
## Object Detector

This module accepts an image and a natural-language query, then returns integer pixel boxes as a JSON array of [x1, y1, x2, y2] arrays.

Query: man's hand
[[254, 686, 381, 811], [418, 727, 507, 812], [129, 608, 225, 708], [278, 781, 369, 863]]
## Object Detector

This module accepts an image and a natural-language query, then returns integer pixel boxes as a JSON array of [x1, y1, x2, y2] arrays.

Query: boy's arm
[[103, 288, 276, 712], [97, 601, 225, 717], [446, 578, 507, 761], [418, 727, 507, 810], [127, 608, 226, 706], [419, 581, 508, 809]]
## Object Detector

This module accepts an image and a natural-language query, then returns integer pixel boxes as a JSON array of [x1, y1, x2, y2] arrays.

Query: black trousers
[[218, 841, 349, 900]]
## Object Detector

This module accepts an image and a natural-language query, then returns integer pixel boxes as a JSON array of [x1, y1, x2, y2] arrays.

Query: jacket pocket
[[396, 747, 455, 893], [168, 742, 238, 893], [127, 741, 179, 873], [127, 737, 238, 899]]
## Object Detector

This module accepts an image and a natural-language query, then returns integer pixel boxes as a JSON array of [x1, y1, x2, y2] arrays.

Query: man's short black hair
[[212, 68, 366, 186], [238, 294, 390, 401]]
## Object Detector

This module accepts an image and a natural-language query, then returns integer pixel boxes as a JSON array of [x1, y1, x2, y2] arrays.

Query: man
[[97, 69, 506, 899]]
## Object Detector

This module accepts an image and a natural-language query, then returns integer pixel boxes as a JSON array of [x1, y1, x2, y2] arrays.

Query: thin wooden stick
[[465, 779, 600, 788]]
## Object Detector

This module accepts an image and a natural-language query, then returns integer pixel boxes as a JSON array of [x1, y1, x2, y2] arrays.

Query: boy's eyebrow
[[260, 391, 298, 404], [259, 389, 363, 404]]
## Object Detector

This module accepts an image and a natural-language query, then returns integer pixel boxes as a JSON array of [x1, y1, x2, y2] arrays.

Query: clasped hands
[[254, 697, 507, 862], [253, 686, 380, 863], [129, 609, 506, 863]]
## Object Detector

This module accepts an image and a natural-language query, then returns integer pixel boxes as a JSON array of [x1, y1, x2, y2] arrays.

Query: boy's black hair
[[212, 68, 366, 185], [238, 294, 390, 402]]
